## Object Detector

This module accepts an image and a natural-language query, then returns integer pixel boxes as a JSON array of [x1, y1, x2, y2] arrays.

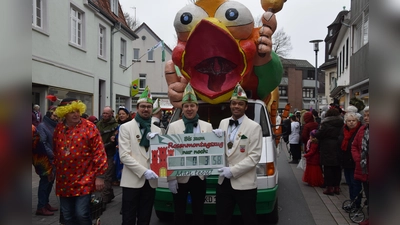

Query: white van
[[154, 99, 279, 224]]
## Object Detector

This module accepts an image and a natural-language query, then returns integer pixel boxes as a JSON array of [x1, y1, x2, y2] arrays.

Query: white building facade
[[32, 0, 137, 117], [130, 22, 173, 112]]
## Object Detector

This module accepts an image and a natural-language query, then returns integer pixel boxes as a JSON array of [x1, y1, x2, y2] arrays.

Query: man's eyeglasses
[[139, 105, 152, 109]]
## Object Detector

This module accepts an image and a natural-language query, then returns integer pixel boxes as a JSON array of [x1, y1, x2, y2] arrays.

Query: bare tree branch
[[271, 28, 292, 57], [124, 12, 139, 30]]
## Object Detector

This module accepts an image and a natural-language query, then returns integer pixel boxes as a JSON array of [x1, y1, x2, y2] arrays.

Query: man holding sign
[[167, 83, 213, 225], [215, 83, 263, 225], [118, 86, 161, 225]]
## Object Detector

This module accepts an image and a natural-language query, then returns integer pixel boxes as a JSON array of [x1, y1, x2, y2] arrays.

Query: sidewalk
[[280, 141, 364, 225]]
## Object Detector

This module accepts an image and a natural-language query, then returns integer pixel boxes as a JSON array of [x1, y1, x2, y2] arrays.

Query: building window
[[32, 0, 47, 32], [133, 48, 140, 61], [98, 25, 106, 58], [329, 72, 335, 85], [328, 43, 333, 59], [148, 49, 154, 61], [338, 52, 342, 76], [32, 0, 42, 28], [346, 38, 349, 67], [307, 70, 314, 80], [342, 45, 345, 71], [70, 6, 84, 46], [303, 88, 314, 98], [120, 38, 126, 66], [139, 74, 146, 89], [353, 9, 368, 53], [279, 86, 287, 96], [363, 10, 369, 44], [110, 0, 118, 16]]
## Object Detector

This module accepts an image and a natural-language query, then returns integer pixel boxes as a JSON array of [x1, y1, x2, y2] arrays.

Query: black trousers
[[172, 176, 206, 225], [216, 178, 258, 225], [323, 165, 342, 187], [122, 180, 155, 225], [290, 143, 301, 160]]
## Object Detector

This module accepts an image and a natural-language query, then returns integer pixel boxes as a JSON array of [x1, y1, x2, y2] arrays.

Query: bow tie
[[194, 122, 198, 127], [229, 119, 239, 127]]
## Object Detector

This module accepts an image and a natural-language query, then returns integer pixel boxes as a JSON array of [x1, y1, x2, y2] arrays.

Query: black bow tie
[[194, 122, 198, 127], [229, 119, 239, 126]]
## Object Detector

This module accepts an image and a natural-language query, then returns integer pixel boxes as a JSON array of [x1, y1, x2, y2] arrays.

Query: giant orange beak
[[181, 19, 248, 103]]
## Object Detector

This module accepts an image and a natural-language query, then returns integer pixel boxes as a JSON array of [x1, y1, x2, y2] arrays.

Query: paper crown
[[137, 86, 153, 104], [230, 83, 248, 102], [182, 83, 198, 105], [153, 98, 161, 114]]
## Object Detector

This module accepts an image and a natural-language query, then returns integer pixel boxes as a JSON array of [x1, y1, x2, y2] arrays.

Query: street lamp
[[309, 39, 323, 111]]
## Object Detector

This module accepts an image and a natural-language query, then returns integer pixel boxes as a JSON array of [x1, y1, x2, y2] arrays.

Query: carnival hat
[[153, 98, 161, 114], [137, 86, 153, 104], [230, 83, 248, 102], [54, 97, 86, 118], [182, 83, 198, 105]]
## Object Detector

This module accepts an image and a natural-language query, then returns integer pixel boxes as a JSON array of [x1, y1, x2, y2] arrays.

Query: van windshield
[[168, 102, 271, 137]]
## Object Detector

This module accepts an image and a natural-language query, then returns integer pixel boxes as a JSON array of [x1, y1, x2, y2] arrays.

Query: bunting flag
[[161, 40, 165, 62], [131, 79, 139, 97], [147, 40, 165, 62]]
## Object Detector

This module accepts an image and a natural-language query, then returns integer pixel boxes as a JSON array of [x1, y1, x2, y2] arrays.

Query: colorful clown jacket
[[32, 125, 52, 176], [53, 119, 108, 197]]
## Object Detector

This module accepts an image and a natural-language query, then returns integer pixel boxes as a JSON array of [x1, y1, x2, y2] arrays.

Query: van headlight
[[256, 163, 275, 176]]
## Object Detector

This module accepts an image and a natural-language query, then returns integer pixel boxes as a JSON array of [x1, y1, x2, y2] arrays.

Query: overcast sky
[[120, 0, 350, 67]]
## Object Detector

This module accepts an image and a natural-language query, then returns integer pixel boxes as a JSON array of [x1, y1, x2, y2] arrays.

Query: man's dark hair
[[312, 109, 319, 117], [325, 108, 340, 117]]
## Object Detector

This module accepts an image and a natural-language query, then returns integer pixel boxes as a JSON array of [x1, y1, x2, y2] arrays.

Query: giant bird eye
[[174, 4, 208, 33], [225, 8, 239, 21], [181, 12, 193, 25], [215, 1, 253, 28]]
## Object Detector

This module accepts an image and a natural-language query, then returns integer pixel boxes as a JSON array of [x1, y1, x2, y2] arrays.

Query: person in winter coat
[[339, 112, 362, 210], [96, 106, 119, 209], [301, 112, 319, 152], [351, 106, 369, 225], [35, 108, 59, 216], [288, 115, 301, 164], [302, 129, 324, 187], [315, 108, 343, 195]]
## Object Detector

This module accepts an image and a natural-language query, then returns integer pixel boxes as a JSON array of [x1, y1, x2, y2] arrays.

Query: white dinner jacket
[[218, 115, 262, 190], [118, 119, 161, 188], [166, 119, 213, 183]]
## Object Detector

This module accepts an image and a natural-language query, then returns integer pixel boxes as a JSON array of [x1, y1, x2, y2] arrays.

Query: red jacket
[[351, 125, 369, 182], [53, 119, 108, 197], [301, 112, 319, 146], [304, 141, 320, 165]]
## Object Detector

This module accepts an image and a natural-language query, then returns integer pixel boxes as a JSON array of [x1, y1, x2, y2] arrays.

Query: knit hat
[[230, 83, 248, 102], [182, 83, 198, 105], [118, 107, 130, 116], [137, 86, 153, 104], [153, 98, 161, 114], [310, 129, 317, 138]]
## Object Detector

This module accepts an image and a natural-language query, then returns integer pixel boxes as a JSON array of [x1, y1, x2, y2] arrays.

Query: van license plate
[[204, 195, 216, 204]]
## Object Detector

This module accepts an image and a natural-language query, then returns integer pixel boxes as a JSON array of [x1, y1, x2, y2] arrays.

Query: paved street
[[32, 141, 365, 225]]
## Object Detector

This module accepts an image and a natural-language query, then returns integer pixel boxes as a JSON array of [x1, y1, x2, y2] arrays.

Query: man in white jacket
[[216, 83, 262, 225], [118, 86, 161, 225], [167, 83, 213, 225]]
